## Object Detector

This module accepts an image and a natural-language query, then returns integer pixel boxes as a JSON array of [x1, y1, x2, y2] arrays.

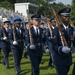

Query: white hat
[[2, 18, 9, 23], [0, 16, 2, 22]]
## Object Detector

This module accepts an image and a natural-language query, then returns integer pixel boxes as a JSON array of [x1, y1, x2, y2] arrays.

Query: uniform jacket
[[0, 28, 10, 48], [8, 27, 24, 49], [46, 25, 73, 66], [25, 26, 46, 56]]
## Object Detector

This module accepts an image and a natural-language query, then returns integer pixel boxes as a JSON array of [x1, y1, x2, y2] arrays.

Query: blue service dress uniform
[[72, 27, 75, 75], [56, 25, 73, 75], [0, 27, 2, 63], [47, 24, 73, 75], [51, 7, 73, 75], [46, 27, 53, 67], [25, 26, 45, 75], [0, 27, 2, 49], [10, 27, 24, 74], [9, 16, 24, 74], [24, 27, 29, 57], [0, 27, 10, 68]]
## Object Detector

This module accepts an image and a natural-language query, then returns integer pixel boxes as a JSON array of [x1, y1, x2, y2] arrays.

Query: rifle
[[70, 20, 75, 28], [0, 24, 6, 63], [1, 24, 6, 37], [27, 10, 34, 45], [70, 20, 75, 41], [50, 6, 67, 46], [13, 23, 16, 41], [46, 17, 52, 37]]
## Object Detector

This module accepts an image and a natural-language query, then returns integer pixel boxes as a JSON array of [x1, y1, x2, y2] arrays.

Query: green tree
[[0, 0, 15, 4], [34, 0, 67, 18], [34, 0, 55, 17], [0, 1, 13, 9], [7, 0, 16, 4], [71, 0, 75, 24], [0, 0, 5, 2], [37, 0, 51, 16], [0, 0, 70, 18]]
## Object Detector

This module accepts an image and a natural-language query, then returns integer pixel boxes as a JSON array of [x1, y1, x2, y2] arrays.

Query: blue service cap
[[58, 8, 71, 17], [50, 18, 56, 22], [31, 14, 41, 21], [40, 22, 44, 26], [9, 19, 13, 25], [21, 20, 26, 25], [25, 22, 28, 25], [13, 16, 22, 22]]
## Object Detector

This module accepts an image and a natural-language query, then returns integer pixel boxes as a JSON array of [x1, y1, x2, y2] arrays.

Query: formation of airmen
[[0, 7, 75, 75]]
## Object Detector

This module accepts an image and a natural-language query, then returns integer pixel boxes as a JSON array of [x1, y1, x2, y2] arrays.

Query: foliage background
[[0, 0, 71, 16]]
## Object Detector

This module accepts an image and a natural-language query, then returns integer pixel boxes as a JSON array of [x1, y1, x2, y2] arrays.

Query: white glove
[[62, 46, 71, 53], [13, 41, 18, 45], [46, 49, 49, 53], [3, 37, 7, 40], [29, 45, 35, 50]]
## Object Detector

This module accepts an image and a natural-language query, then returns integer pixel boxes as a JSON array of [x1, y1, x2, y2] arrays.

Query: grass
[[0, 50, 75, 75]]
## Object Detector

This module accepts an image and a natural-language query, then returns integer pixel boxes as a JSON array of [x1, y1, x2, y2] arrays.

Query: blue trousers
[[29, 54, 42, 75], [2, 46, 10, 67], [12, 45, 24, 72], [55, 65, 70, 75]]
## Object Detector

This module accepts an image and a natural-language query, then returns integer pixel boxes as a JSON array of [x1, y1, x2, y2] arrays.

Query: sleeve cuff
[[58, 46, 63, 54], [1, 37, 3, 40]]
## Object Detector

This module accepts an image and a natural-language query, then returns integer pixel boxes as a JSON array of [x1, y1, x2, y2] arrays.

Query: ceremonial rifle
[[13, 23, 17, 41], [1, 23, 6, 37], [70, 20, 75, 41], [46, 17, 52, 37], [27, 10, 34, 45], [50, 6, 68, 46], [70, 20, 75, 28]]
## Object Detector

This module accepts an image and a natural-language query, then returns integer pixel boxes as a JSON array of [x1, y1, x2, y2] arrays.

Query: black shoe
[[72, 63, 75, 75], [49, 64, 54, 69], [16, 67, 21, 75], [16, 71, 21, 75], [41, 60, 44, 64], [16, 72, 20, 75], [6, 66, 9, 69], [3, 61, 5, 65], [24, 52, 28, 58], [31, 73, 33, 75], [0, 61, 2, 64]]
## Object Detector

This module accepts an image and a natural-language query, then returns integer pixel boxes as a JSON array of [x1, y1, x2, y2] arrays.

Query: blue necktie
[[66, 28, 69, 34], [36, 28, 38, 35]]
